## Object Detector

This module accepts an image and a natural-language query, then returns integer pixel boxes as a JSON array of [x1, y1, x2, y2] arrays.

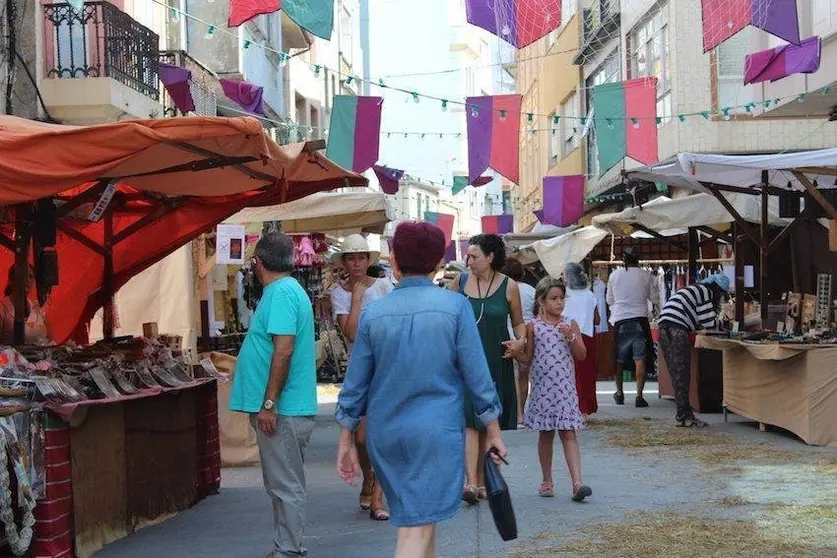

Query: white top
[[563, 287, 597, 337], [592, 278, 608, 334], [330, 278, 394, 352], [508, 282, 537, 338], [606, 267, 652, 325]]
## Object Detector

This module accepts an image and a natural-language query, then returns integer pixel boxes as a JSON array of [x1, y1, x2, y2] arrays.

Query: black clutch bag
[[483, 448, 517, 541]]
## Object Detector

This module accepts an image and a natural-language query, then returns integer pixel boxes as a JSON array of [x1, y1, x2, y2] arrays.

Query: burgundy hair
[[393, 221, 446, 275]]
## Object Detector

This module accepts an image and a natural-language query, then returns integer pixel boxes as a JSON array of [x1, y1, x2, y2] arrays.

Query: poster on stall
[[216, 224, 246, 265]]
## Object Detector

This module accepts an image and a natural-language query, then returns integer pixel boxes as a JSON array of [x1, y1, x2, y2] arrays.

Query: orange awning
[[0, 115, 367, 342]]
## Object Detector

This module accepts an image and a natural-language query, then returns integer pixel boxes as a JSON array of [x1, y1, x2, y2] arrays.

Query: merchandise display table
[[695, 336, 837, 446], [34, 380, 221, 558]]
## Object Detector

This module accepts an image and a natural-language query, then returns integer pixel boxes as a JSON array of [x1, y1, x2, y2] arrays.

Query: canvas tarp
[[626, 148, 837, 193], [523, 226, 609, 277], [225, 191, 393, 234], [0, 116, 366, 342], [591, 192, 791, 236], [503, 224, 579, 249], [697, 336, 837, 447]]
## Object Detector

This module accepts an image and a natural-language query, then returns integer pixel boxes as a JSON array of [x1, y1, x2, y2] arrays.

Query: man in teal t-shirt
[[229, 232, 317, 558]]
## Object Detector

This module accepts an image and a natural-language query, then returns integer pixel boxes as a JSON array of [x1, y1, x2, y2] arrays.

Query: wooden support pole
[[708, 187, 761, 246], [793, 170, 837, 221], [102, 211, 115, 340], [13, 205, 33, 345], [687, 227, 699, 285], [734, 222, 745, 324], [760, 170, 769, 323]]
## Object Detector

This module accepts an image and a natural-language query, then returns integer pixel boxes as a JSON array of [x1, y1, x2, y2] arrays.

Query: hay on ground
[[510, 512, 836, 558], [717, 495, 750, 507]]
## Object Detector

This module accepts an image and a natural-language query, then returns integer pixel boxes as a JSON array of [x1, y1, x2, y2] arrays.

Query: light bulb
[[499, 109, 506, 121], [501, 24, 511, 35], [631, 119, 640, 129], [412, 92, 420, 103], [605, 120, 614, 130], [471, 105, 479, 118], [441, 99, 448, 112], [205, 26, 216, 39], [169, 8, 180, 22], [279, 53, 288, 67]]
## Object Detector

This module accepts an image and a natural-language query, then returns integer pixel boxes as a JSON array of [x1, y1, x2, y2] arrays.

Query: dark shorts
[[614, 320, 647, 364]]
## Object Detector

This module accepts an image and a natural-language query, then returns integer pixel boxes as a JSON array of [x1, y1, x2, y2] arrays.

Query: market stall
[[624, 148, 837, 436], [0, 115, 366, 557], [696, 336, 837, 446]]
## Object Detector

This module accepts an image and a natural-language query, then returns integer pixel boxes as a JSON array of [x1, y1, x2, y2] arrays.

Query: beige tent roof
[[225, 191, 394, 234], [591, 192, 792, 236]]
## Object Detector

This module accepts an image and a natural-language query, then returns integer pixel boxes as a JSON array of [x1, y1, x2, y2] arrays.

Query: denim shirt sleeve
[[335, 310, 374, 431], [455, 298, 501, 427]]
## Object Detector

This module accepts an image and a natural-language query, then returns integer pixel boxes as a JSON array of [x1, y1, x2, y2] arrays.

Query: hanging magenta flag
[[466, 95, 522, 184], [424, 212, 455, 247], [701, 0, 800, 52], [159, 62, 195, 113], [220, 78, 265, 115], [481, 214, 514, 235], [327, 96, 383, 173], [744, 36, 821, 85], [229, 0, 334, 39], [542, 175, 584, 227], [373, 165, 404, 195], [465, 0, 561, 48]]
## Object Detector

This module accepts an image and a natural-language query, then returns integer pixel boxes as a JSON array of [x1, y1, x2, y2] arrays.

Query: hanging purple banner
[[542, 175, 584, 227], [373, 164, 404, 195], [220, 78, 265, 115], [159, 62, 195, 113]]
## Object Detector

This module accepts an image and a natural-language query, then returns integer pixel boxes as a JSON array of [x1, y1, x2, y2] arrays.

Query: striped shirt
[[659, 285, 717, 331]]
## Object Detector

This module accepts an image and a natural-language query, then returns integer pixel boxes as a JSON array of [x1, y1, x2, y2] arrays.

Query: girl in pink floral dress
[[521, 277, 592, 502]]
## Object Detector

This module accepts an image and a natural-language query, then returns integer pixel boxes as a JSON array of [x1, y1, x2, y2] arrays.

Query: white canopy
[[226, 191, 393, 234], [627, 149, 837, 193], [503, 224, 579, 248], [522, 226, 609, 278], [592, 192, 791, 236]]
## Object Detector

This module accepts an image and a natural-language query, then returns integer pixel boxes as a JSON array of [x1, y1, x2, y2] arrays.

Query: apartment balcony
[[41, 2, 162, 124], [159, 50, 218, 117], [573, 0, 620, 65]]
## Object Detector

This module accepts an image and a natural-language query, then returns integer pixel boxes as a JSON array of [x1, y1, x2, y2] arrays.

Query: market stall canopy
[[520, 226, 609, 278], [0, 116, 366, 343], [592, 192, 791, 236], [626, 149, 837, 193], [504, 223, 579, 249], [225, 191, 393, 234]]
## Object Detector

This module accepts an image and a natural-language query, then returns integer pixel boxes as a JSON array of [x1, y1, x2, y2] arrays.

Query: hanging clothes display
[[592, 277, 608, 334]]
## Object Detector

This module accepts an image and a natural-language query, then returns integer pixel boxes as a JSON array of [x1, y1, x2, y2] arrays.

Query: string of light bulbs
[[157, 0, 835, 123]]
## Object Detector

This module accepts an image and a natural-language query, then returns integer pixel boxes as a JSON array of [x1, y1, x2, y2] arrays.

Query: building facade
[[511, 0, 837, 231], [515, 0, 585, 232]]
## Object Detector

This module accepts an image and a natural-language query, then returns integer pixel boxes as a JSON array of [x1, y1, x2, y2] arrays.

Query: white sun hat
[[333, 234, 381, 267]]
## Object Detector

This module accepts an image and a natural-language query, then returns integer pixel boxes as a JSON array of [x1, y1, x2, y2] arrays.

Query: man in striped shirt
[[658, 274, 730, 427]]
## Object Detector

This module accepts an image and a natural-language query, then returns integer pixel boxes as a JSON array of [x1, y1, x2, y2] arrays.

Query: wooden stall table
[[695, 336, 837, 446], [33, 380, 221, 558]]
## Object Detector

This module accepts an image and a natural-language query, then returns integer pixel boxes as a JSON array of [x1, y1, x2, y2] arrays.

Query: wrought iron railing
[[43, 2, 160, 100]]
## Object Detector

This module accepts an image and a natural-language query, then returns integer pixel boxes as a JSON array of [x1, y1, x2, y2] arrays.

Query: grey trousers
[[249, 414, 316, 558]]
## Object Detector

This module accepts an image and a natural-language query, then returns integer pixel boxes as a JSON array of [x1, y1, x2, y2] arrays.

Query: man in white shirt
[[606, 247, 654, 407]]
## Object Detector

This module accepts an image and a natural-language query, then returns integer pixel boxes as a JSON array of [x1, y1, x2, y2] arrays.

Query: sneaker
[[613, 392, 625, 405], [635, 396, 649, 408]]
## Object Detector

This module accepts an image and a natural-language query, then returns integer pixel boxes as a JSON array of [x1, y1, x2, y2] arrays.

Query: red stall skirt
[[575, 335, 598, 415]]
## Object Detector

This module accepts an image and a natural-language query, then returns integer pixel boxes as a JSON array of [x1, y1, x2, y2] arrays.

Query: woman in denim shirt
[[336, 221, 508, 558]]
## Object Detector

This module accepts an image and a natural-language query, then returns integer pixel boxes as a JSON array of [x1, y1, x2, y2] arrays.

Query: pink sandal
[[538, 481, 554, 497]]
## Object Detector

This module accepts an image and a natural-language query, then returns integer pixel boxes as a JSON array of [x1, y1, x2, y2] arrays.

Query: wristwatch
[[263, 399, 275, 411]]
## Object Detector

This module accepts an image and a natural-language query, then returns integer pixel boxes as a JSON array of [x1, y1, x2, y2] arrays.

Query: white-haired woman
[[562, 263, 599, 417]]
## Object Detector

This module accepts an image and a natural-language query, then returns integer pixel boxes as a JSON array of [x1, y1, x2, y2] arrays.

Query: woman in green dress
[[450, 233, 526, 504]]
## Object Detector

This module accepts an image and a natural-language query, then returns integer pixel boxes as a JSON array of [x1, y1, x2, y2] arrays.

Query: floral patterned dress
[[523, 317, 584, 432]]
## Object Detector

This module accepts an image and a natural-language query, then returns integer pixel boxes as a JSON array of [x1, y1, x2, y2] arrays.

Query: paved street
[[96, 382, 837, 557]]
